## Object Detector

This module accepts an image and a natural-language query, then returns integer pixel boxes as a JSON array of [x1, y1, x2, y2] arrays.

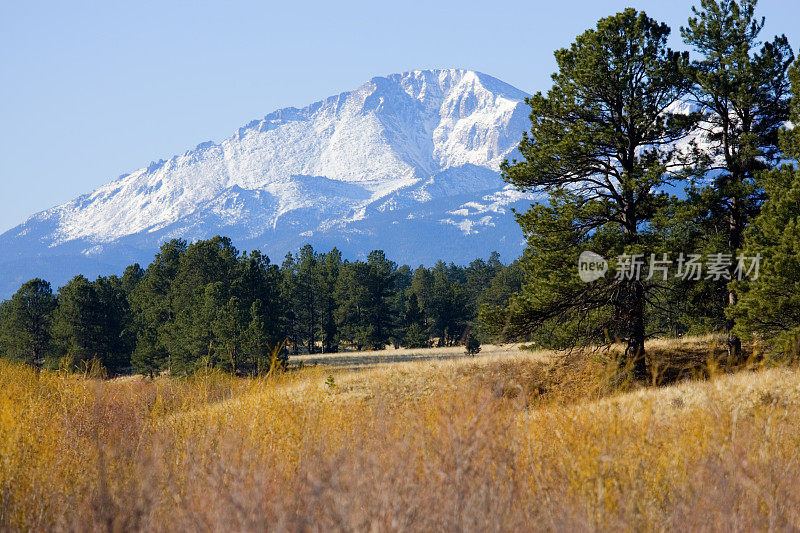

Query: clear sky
[[1, 0, 798, 234]]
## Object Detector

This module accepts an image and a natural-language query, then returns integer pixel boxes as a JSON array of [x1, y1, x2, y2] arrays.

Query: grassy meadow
[[2, 337, 800, 531]]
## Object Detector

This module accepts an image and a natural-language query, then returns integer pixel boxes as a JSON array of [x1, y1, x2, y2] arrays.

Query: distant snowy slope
[[0, 69, 536, 297]]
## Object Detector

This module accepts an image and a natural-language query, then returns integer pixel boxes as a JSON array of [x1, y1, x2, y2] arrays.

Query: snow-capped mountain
[[0, 69, 537, 297]]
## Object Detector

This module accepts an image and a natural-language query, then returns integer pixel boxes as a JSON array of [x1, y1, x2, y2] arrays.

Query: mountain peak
[[0, 70, 535, 297]]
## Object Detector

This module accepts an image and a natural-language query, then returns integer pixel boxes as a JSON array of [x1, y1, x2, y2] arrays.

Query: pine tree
[[130, 240, 186, 377], [731, 61, 800, 351], [52, 275, 104, 369], [464, 253, 503, 308], [334, 252, 397, 350], [211, 295, 245, 373], [316, 248, 342, 353], [428, 262, 470, 346], [477, 260, 524, 341], [127, 239, 284, 376], [280, 252, 302, 354], [296, 244, 318, 354], [478, 260, 524, 309], [388, 264, 413, 348], [0, 278, 57, 366], [48, 274, 132, 373], [234, 250, 284, 350], [334, 261, 367, 350], [402, 323, 430, 349], [409, 266, 434, 333], [364, 250, 396, 350], [121, 264, 145, 295], [401, 292, 429, 348], [241, 300, 283, 373], [498, 9, 694, 377], [93, 275, 134, 373], [681, 0, 794, 357], [160, 237, 239, 374], [465, 333, 481, 356]]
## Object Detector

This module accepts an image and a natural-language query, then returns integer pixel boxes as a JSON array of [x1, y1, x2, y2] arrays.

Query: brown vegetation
[[1, 337, 799, 531]]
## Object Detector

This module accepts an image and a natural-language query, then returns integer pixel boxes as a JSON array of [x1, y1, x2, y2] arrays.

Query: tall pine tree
[[681, 0, 794, 357], [498, 9, 694, 377], [0, 278, 57, 366], [731, 60, 800, 352]]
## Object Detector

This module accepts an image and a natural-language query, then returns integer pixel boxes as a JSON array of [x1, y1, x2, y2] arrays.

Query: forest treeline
[[0, 238, 522, 375]]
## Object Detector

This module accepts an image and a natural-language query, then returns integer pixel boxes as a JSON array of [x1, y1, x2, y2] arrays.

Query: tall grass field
[[2, 337, 799, 531]]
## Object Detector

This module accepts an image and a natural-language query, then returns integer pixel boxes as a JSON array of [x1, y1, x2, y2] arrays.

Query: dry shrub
[[2, 339, 800, 531]]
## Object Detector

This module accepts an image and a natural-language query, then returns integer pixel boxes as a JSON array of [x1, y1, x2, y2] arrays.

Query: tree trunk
[[726, 194, 743, 361], [621, 196, 648, 379], [726, 290, 742, 360], [625, 280, 648, 380]]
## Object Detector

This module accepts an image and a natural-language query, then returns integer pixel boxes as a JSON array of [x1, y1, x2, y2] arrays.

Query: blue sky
[[1, 0, 798, 234]]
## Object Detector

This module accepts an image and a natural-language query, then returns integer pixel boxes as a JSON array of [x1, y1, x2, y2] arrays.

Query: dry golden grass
[[2, 337, 799, 531]]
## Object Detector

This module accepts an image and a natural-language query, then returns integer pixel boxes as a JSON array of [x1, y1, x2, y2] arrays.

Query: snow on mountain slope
[[0, 69, 536, 297]]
